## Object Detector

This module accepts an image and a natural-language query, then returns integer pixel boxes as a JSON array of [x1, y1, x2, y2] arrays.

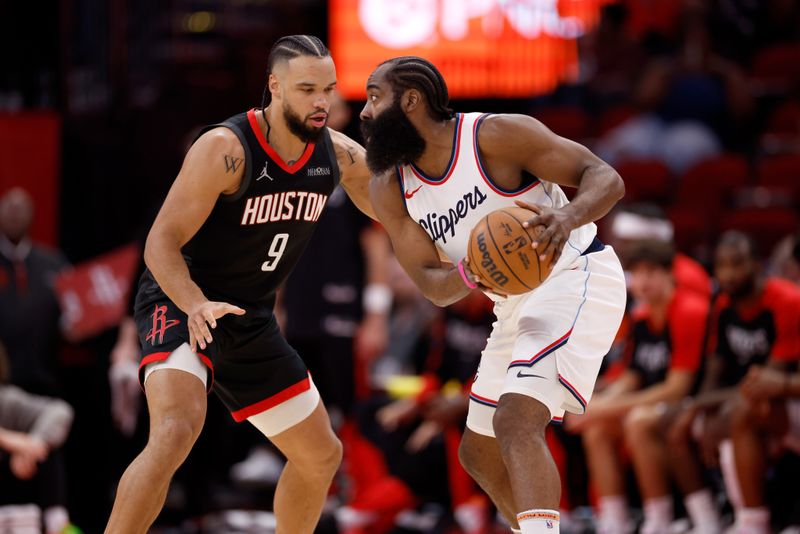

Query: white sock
[[598, 495, 629, 534], [719, 440, 744, 511], [641, 496, 673, 534], [736, 507, 770, 534], [512, 530, 522, 534], [685, 489, 720, 533], [44, 506, 70, 534], [517, 509, 560, 534]]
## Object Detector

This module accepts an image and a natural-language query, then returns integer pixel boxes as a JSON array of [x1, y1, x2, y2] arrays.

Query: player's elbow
[[606, 166, 625, 201], [427, 293, 453, 308], [143, 232, 161, 272], [424, 287, 460, 308], [143, 228, 174, 272]]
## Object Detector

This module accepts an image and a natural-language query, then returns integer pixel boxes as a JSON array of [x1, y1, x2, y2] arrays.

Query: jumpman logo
[[257, 161, 272, 181], [145, 304, 180, 345]]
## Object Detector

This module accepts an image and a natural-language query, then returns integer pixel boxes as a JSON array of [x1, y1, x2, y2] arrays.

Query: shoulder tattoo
[[345, 147, 357, 165], [223, 154, 243, 174]]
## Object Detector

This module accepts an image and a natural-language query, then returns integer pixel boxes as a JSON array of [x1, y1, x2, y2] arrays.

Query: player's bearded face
[[360, 97, 425, 175], [283, 101, 326, 143]]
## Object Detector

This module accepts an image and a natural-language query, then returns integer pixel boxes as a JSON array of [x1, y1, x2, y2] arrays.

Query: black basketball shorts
[[133, 282, 311, 423]]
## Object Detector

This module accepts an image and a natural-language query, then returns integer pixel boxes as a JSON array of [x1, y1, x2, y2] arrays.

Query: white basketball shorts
[[466, 245, 627, 437]]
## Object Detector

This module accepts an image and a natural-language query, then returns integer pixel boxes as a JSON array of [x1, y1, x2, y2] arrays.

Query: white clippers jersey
[[399, 112, 597, 281]]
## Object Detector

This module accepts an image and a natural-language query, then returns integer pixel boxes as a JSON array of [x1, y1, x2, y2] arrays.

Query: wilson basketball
[[467, 206, 554, 295]]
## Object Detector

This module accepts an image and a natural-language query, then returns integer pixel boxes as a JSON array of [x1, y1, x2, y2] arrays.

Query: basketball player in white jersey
[[360, 57, 627, 534]]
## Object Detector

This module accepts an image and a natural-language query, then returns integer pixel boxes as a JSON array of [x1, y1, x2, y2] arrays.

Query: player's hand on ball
[[514, 200, 576, 264], [188, 301, 246, 352], [462, 257, 508, 299]]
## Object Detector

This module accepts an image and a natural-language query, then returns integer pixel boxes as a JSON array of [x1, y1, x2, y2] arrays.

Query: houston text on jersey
[[240, 191, 329, 225]]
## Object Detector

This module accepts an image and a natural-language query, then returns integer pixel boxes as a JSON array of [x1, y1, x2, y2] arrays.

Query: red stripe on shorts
[[230, 376, 311, 422]]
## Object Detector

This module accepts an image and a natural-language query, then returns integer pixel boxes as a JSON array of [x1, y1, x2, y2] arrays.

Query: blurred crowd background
[[1, 0, 799, 533]]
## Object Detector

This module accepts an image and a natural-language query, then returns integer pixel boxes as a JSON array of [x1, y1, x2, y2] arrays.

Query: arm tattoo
[[223, 154, 243, 174], [345, 147, 357, 165]]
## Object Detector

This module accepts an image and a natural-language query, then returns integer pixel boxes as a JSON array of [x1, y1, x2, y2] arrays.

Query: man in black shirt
[[0, 187, 68, 396], [106, 36, 375, 534]]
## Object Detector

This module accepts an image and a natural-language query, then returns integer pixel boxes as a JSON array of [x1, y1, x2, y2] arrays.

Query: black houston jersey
[[179, 108, 340, 309]]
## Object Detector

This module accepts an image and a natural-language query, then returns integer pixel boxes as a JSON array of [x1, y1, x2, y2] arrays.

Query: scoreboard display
[[330, 0, 610, 99]]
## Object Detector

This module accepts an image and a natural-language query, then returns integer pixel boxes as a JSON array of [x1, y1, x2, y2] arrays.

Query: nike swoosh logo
[[516, 370, 547, 379], [404, 185, 423, 199]]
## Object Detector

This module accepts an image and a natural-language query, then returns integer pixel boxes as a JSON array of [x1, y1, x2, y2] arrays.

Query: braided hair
[[262, 35, 330, 108], [380, 56, 455, 121]]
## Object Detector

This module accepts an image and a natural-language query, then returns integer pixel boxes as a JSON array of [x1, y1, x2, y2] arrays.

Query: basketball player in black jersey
[[105, 36, 375, 534]]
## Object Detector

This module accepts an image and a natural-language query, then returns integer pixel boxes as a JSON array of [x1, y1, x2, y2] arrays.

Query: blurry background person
[[567, 241, 709, 534], [0, 187, 69, 397], [594, 3, 753, 174], [0, 341, 75, 534], [728, 364, 800, 534], [666, 232, 800, 534], [725, 235, 800, 534]]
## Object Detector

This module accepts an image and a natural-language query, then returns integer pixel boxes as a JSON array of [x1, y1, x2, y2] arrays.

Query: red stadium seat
[[756, 154, 800, 203], [676, 154, 750, 217], [765, 100, 800, 136], [596, 105, 637, 136], [535, 107, 590, 141], [615, 159, 672, 202], [720, 208, 799, 253], [668, 206, 713, 256], [751, 43, 800, 92]]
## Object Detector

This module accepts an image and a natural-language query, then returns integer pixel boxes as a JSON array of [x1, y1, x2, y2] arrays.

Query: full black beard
[[360, 99, 426, 175], [283, 103, 325, 143]]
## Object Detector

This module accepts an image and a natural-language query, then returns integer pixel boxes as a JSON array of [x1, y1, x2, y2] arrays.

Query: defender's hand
[[188, 301, 245, 352], [514, 200, 577, 264]]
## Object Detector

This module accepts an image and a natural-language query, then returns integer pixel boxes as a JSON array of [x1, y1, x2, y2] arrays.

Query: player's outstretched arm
[[144, 128, 245, 350], [480, 114, 625, 261], [329, 129, 378, 220], [369, 170, 471, 307]]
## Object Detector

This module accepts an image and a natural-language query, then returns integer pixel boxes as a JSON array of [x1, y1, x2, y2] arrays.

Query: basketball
[[467, 206, 554, 295]]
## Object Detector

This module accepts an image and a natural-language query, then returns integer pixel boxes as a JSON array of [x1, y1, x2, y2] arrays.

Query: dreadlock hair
[[261, 35, 330, 108], [380, 56, 455, 121]]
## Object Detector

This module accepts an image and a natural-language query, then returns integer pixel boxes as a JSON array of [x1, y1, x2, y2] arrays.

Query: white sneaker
[[230, 446, 284, 486], [455, 501, 488, 534]]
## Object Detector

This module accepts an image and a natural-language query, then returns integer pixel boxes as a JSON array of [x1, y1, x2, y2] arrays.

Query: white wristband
[[363, 284, 392, 314], [109, 359, 140, 382]]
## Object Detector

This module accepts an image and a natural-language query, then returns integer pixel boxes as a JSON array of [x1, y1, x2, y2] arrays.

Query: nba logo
[[546, 520, 553, 529]]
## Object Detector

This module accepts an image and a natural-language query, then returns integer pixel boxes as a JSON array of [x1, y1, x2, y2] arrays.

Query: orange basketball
[[467, 206, 554, 295]]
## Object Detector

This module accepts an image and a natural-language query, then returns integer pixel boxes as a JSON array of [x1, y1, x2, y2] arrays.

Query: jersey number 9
[[261, 233, 289, 272]]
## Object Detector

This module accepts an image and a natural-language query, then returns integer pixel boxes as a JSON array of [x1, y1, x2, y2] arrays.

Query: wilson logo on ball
[[476, 231, 510, 287], [468, 206, 554, 295]]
